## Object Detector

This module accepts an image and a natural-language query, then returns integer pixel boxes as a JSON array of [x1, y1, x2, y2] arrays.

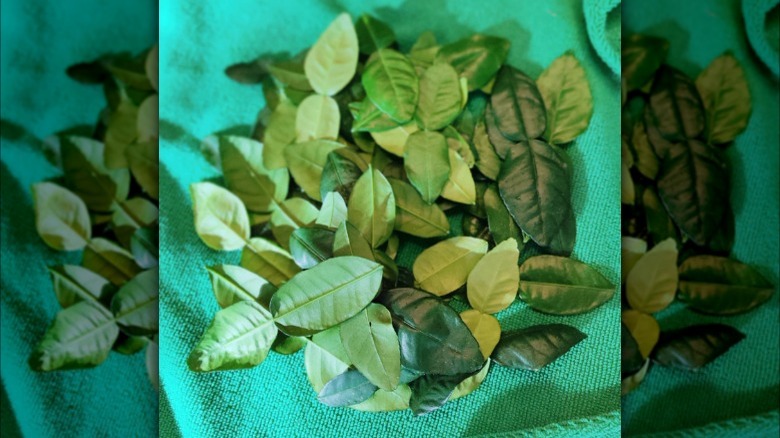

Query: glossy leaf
[[83, 237, 141, 285], [388, 178, 449, 238], [262, 98, 298, 169], [318, 369, 378, 407], [295, 94, 340, 142], [33, 182, 90, 251], [340, 303, 401, 391], [622, 34, 668, 91], [320, 150, 363, 201], [441, 149, 476, 205], [332, 221, 375, 260], [304, 338, 350, 393], [207, 264, 277, 309], [413, 236, 488, 296], [241, 237, 301, 287], [190, 182, 250, 250], [647, 66, 705, 144], [678, 255, 774, 315], [460, 310, 501, 359], [131, 226, 158, 269], [622, 310, 659, 359], [435, 34, 509, 90], [518, 255, 615, 315], [362, 48, 419, 123], [111, 267, 159, 336], [269, 197, 319, 248], [188, 301, 277, 372], [304, 13, 359, 96], [347, 166, 396, 248], [355, 14, 395, 54], [350, 385, 411, 412], [416, 62, 462, 130], [536, 53, 593, 144], [404, 131, 450, 204], [270, 256, 383, 336], [696, 53, 752, 144], [491, 66, 546, 142], [316, 192, 348, 229], [371, 122, 418, 156], [491, 324, 586, 371], [284, 140, 343, 201], [626, 238, 678, 313], [220, 136, 289, 213], [289, 226, 336, 269], [60, 136, 129, 211], [49, 265, 114, 308], [652, 324, 744, 370], [484, 184, 521, 245], [467, 238, 520, 314], [409, 373, 466, 416]]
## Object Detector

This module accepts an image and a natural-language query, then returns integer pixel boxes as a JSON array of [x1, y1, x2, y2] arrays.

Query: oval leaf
[[190, 182, 250, 251], [111, 267, 159, 336], [355, 14, 395, 54], [467, 238, 520, 314], [484, 184, 522, 245], [220, 136, 289, 213], [48, 265, 114, 308], [289, 226, 336, 269], [491, 65, 546, 142], [241, 237, 301, 287], [316, 192, 348, 229], [362, 48, 419, 123], [284, 139, 343, 202], [304, 13, 359, 96], [491, 324, 586, 371], [295, 94, 341, 142], [404, 131, 450, 204], [388, 178, 449, 238], [83, 237, 141, 285], [626, 238, 678, 313], [696, 53, 751, 144], [207, 264, 277, 309], [33, 182, 91, 251], [269, 197, 319, 248], [318, 369, 378, 407], [320, 150, 363, 201], [416, 62, 462, 130], [441, 149, 476, 205], [347, 166, 396, 248], [262, 98, 298, 169], [340, 303, 401, 391], [435, 34, 509, 91], [460, 309, 501, 359], [647, 65, 705, 143], [622, 310, 659, 359], [413, 236, 488, 296], [536, 53, 593, 144], [371, 123, 418, 157]]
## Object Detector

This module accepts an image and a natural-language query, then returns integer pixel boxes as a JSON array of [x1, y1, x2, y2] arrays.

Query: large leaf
[[284, 140, 343, 201], [696, 53, 752, 144], [320, 150, 363, 201], [484, 104, 517, 159], [467, 238, 520, 314], [656, 139, 728, 245], [379, 288, 484, 375], [647, 66, 705, 144], [220, 136, 289, 213], [484, 184, 521, 245], [536, 53, 593, 144], [269, 197, 319, 248], [388, 178, 449, 238], [404, 131, 450, 204], [491, 324, 586, 370], [270, 256, 383, 336], [33, 182, 90, 251], [318, 369, 378, 407], [652, 324, 744, 370], [304, 338, 350, 392], [678, 255, 774, 315], [460, 309, 501, 359], [30, 301, 119, 371], [491, 66, 546, 142], [340, 303, 401, 391], [518, 255, 615, 315], [626, 238, 678, 313], [289, 226, 335, 269], [188, 301, 278, 372], [362, 48, 419, 123], [61, 136, 129, 212], [622, 34, 668, 92], [441, 149, 476, 205], [206, 264, 277, 309], [435, 34, 509, 91], [354, 14, 395, 54], [262, 98, 298, 169], [241, 237, 301, 287], [295, 94, 341, 142], [49, 265, 114, 308], [498, 140, 574, 255], [413, 236, 488, 296], [111, 267, 159, 336], [304, 13, 359, 96], [347, 166, 396, 248], [83, 237, 141, 285], [415, 62, 462, 130], [190, 182, 250, 250]]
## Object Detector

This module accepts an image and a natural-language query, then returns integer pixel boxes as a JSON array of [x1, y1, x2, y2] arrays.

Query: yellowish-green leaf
[[460, 310, 501, 359], [696, 53, 752, 144], [262, 98, 298, 169], [441, 149, 476, 205], [626, 238, 678, 313], [295, 94, 341, 142], [416, 62, 462, 130], [240, 237, 301, 287], [467, 238, 519, 314], [536, 53, 593, 144], [190, 182, 250, 251], [413, 236, 488, 296], [220, 136, 288, 213], [388, 178, 449, 238], [83, 238, 141, 285], [622, 310, 659, 359], [304, 13, 359, 96], [316, 192, 348, 229], [370, 123, 418, 157], [347, 167, 396, 248], [340, 303, 400, 391], [404, 131, 450, 204], [33, 182, 91, 251], [621, 237, 647, 283], [284, 140, 343, 201]]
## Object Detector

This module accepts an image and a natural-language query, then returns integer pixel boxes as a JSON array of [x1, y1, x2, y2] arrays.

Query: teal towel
[[743, 0, 780, 76], [159, 0, 621, 436], [622, 0, 780, 436], [584, 0, 622, 75], [0, 1, 157, 436]]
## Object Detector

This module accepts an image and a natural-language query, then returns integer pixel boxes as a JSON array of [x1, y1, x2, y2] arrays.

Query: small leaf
[[241, 237, 301, 287], [190, 182, 250, 250], [362, 49, 419, 123], [696, 53, 751, 144], [622, 359, 649, 396], [126, 140, 159, 199], [622, 323, 644, 376], [262, 98, 298, 169], [270, 257, 383, 336], [355, 14, 395, 54], [467, 238, 520, 314], [105, 96, 139, 169], [318, 370, 378, 407], [435, 34, 509, 91], [111, 267, 159, 336], [206, 264, 277, 309], [622, 34, 668, 91], [652, 324, 744, 371], [416, 62, 462, 130], [388, 178, 449, 238], [284, 140, 343, 201], [33, 182, 90, 251], [409, 373, 466, 416], [491, 66, 547, 142], [320, 150, 363, 201], [333, 221, 375, 260], [404, 131, 450, 204], [130, 226, 158, 269], [413, 236, 488, 296], [371, 123, 418, 156], [188, 301, 277, 372], [269, 197, 319, 248], [678, 255, 774, 315], [621, 237, 647, 283], [626, 238, 678, 313], [484, 184, 521, 245], [536, 53, 593, 144], [289, 226, 336, 269], [304, 13, 359, 96], [441, 149, 476, 205], [647, 66, 705, 143], [340, 303, 401, 391], [60, 137, 129, 211], [347, 166, 396, 248], [304, 338, 350, 393], [491, 324, 586, 371], [295, 94, 341, 142], [350, 385, 411, 412], [48, 265, 115, 308], [472, 119, 501, 180], [220, 136, 289, 213], [460, 310, 501, 359], [621, 310, 659, 359], [316, 192, 348, 229], [83, 237, 141, 285], [450, 359, 491, 400]]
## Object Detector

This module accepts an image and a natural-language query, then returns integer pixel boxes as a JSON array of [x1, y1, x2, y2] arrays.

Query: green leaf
[[219, 136, 289, 213], [652, 324, 744, 371], [111, 267, 158, 336], [622, 34, 668, 92], [379, 288, 484, 375], [409, 373, 466, 416], [61, 136, 130, 212], [415, 62, 462, 130], [518, 255, 615, 315], [626, 238, 678, 313], [272, 332, 307, 355], [126, 140, 159, 199], [206, 264, 277, 309], [622, 310, 659, 359], [678, 255, 774, 315], [284, 139, 343, 201], [484, 184, 521, 246], [350, 385, 411, 412], [473, 119, 502, 180], [485, 104, 517, 158], [318, 369, 378, 407], [131, 226, 158, 269], [30, 300, 119, 371], [269, 197, 319, 248], [621, 237, 647, 283], [49, 265, 115, 308], [262, 98, 298, 169], [270, 256, 383, 336], [312, 324, 352, 365], [631, 121, 659, 180], [646, 66, 705, 144], [642, 186, 679, 246], [404, 131, 450, 204], [388, 178, 449, 238], [370, 122, 418, 156], [536, 53, 593, 144], [112, 197, 159, 248], [32, 182, 90, 251], [467, 238, 520, 314], [295, 94, 341, 142], [441, 149, 476, 205], [304, 338, 350, 392], [320, 150, 363, 201], [362, 48, 419, 123], [696, 53, 752, 144], [347, 166, 396, 248], [498, 140, 574, 255], [333, 221, 375, 260], [355, 14, 395, 54], [413, 236, 488, 296], [656, 139, 727, 246], [83, 237, 141, 285], [267, 54, 312, 91], [622, 323, 645, 376], [491, 324, 586, 370], [289, 226, 336, 269], [190, 182, 250, 250], [304, 13, 359, 96], [340, 303, 401, 391], [105, 95, 139, 168], [435, 34, 509, 91], [188, 301, 278, 372], [316, 192, 348, 229], [491, 66, 547, 142], [350, 99, 398, 133], [241, 237, 301, 287], [113, 332, 149, 355], [443, 125, 475, 167], [460, 309, 501, 359]]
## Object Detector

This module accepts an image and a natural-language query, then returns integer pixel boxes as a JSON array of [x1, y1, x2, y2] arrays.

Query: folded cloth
[[743, 0, 780, 77], [584, 0, 622, 75]]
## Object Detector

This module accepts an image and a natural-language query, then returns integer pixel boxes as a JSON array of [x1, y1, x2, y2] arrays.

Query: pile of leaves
[[29, 46, 159, 389], [621, 35, 774, 394], [188, 13, 614, 415]]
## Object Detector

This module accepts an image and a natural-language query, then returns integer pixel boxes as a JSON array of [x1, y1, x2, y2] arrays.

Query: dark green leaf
[[652, 324, 744, 370], [622, 323, 645, 376], [320, 150, 363, 203], [61, 136, 129, 212], [318, 369, 378, 407], [484, 104, 517, 159], [409, 373, 467, 416], [130, 226, 158, 269], [111, 267, 159, 336], [491, 324, 586, 370], [622, 34, 668, 92], [435, 34, 509, 91], [491, 66, 546, 142], [362, 49, 419, 123], [484, 184, 522, 245], [355, 14, 396, 54], [647, 66, 705, 145], [289, 226, 336, 269]]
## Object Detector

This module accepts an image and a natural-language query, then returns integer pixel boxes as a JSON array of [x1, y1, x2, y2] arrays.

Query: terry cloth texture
[[743, 0, 780, 76], [0, 1, 157, 437], [584, 0, 622, 75], [159, 1, 622, 437], [622, 0, 780, 436]]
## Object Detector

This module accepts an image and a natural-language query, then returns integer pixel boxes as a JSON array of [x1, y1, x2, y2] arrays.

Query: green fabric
[[584, 0, 622, 75], [159, 0, 621, 436], [622, 0, 780, 435], [743, 0, 780, 76], [0, 1, 157, 436]]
